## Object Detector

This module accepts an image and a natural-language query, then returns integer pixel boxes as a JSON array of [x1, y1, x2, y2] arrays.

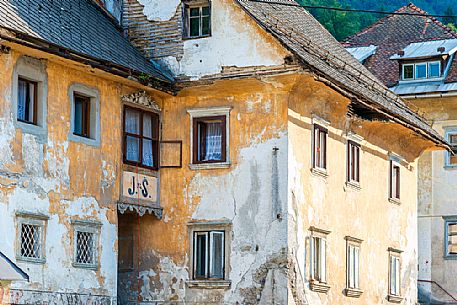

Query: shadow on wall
[[418, 283, 457, 305]]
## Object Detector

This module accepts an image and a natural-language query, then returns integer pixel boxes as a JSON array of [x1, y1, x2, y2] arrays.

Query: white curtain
[[18, 80, 27, 120], [143, 139, 154, 167], [204, 122, 222, 161], [125, 110, 140, 162]]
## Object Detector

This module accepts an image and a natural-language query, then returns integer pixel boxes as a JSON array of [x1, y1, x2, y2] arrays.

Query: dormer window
[[183, 1, 211, 39], [401, 61, 441, 81]]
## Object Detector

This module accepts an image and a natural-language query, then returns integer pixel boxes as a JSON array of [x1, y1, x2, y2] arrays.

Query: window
[[445, 220, 457, 257], [73, 94, 91, 138], [445, 130, 457, 167], [347, 141, 360, 183], [313, 125, 327, 170], [188, 221, 231, 288], [345, 237, 363, 297], [188, 107, 231, 169], [193, 231, 225, 280], [72, 220, 100, 270], [309, 227, 331, 294], [389, 160, 400, 201], [184, 1, 211, 39], [401, 61, 441, 80], [123, 106, 160, 170], [193, 116, 226, 164], [16, 213, 48, 264], [17, 78, 37, 125], [388, 249, 402, 302], [69, 84, 100, 146]]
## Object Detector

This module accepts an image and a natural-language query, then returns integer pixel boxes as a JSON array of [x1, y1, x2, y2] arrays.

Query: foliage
[[296, 0, 457, 41]]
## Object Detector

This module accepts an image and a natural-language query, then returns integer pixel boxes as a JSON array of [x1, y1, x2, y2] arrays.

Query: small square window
[[20, 223, 42, 260], [193, 231, 225, 280], [402, 64, 414, 80], [72, 221, 100, 270], [313, 125, 327, 170], [428, 62, 441, 78], [415, 63, 427, 79], [123, 106, 160, 170], [389, 160, 400, 201], [73, 94, 91, 138], [184, 2, 211, 39], [347, 141, 360, 183], [193, 116, 226, 164], [446, 221, 457, 257], [17, 78, 38, 125]]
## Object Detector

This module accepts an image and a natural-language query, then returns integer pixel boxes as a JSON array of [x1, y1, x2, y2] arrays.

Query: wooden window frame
[[192, 115, 227, 164], [17, 77, 38, 125], [123, 105, 160, 171], [389, 160, 401, 201], [193, 230, 225, 281], [347, 141, 360, 183], [313, 124, 327, 170], [402, 61, 442, 81], [445, 219, 457, 258], [183, 1, 211, 39], [73, 94, 91, 138]]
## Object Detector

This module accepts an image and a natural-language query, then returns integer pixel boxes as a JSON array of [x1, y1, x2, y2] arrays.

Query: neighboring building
[[0, 252, 28, 305], [344, 3, 457, 304], [0, 0, 173, 304]]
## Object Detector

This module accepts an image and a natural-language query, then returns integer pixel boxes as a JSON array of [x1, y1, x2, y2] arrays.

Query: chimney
[[438, 47, 446, 53], [398, 50, 405, 56]]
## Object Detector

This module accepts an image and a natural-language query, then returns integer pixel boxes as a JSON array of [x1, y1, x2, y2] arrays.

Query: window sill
[[16, 256, 46, 265], [444, 165, 457, 170], [189, 162, 231, 170], [345, 181, 361, 191], [69, 133, 100, 147], [388, 198, 401, 205], [15, 120, 47, 143], [443, 254, 457, 260], [72, 262, 98, 270], [344, 288, 363, 298], [186, 279, 231, 289], [183, 34, 212, 41], [387, 294, 404, 303], [310, 167, 328, 178], [309, 280, 330, 293]]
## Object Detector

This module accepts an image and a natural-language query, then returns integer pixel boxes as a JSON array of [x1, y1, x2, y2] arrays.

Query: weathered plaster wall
[[117, 75, 296, 305], [411, 96, 457, 303], [0, 281, 10, 305], [287, 75, 421, 305], [121, 0, 290, 79], [0, 46, 160, 304]]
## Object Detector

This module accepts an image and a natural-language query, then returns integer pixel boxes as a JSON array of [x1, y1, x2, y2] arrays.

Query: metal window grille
[[76, 231, 95, 265], [20, 223, 42, 259]]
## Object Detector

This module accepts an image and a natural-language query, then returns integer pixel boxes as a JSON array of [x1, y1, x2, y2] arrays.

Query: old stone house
[[344, 3, 457, 304], [0, 0, 449, 305]]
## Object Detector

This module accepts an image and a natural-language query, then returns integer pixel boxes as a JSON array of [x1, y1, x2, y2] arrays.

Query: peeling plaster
[[138, 0, 181, 22]]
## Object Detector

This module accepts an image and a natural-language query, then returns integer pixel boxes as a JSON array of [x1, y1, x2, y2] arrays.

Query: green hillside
[[296, 0, 457, 41]]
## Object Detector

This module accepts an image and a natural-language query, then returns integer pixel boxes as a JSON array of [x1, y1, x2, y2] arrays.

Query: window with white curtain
[[124, 106, 160, 170], [193, 116, 226, 164]]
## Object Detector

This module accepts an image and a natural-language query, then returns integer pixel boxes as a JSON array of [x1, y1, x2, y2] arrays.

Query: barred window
[[72, 221, 100, 269], [76, 231, 95, 265], [20, 223, 42, 259]]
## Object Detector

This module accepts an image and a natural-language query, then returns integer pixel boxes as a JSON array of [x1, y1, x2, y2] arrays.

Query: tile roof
[[235, 0, 447, 147], [0, 251, 28, 281], [0, 0, 173, 83], [344, 3, 457, 87]]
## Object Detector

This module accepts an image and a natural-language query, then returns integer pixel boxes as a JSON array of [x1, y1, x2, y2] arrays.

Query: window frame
[[345, 236, 363, 297], [183, 1, 212, 39], [123, 105, 161, 171], [387, 248, 403, 301], [16, 212, 48, 264], [193, 230, 225, 280], [192, 115, 227, 165], [389, 159, 401, 202], [444, 217, 457, 259], [73, 94, 91, 139], [347, 140, 360, 184], [312, 124, 328, 171], [444, 128, 457, 168], [401, 60, 442, 80], [17, 77, 38, 125], [309, 227, 330, 285], [72, 220, 101, 270]]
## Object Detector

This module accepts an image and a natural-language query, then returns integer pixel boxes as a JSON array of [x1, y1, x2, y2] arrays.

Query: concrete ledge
[[309, 280, 330, 293], [344, 288, 363, 298], [189, 162, 231, 170], [387, 294, 404, 303], [186, 280, 231, 289]]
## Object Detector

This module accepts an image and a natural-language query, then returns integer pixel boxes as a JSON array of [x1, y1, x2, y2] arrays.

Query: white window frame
[[389, 156, 401, 203], [401, 61, 442, 81], [16, 212, 49, 264], [388, 248, 403, 302], [68, 84, 101, 147], [187, 221, 231, 289], [444, 127, 457, 168], [311, 115, 330, 177], [345, 236, 363, 297], [12, 56, 48, 142], [444, 217, 457, 259], [187, 107, 231, 170], [309, 227, 330, 284], [72, 220, 101, 270], [184, 1, 211, 39]]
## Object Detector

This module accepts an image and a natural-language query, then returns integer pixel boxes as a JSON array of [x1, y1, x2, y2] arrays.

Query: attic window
[[402, 61, 441, 80], [183, 1, 211, 39]]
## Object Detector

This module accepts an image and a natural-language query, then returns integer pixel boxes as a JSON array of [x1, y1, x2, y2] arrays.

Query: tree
[[443, 6, 456, 26]]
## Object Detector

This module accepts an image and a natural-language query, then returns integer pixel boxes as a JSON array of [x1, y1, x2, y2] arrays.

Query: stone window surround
[[68, 83, 101, 147], [387, 247, 404, 303], [388, 154, 402, 205], [187, 106, 231, 170], [444, 216, 457, 259], [187, 220, 232, 289], [344, 236, 363, 298], [444, 126, 457, 169], [71, 220, 102, 270], [12, 56, 48, 143], [310, 115, 330, 178], [309, 226, 331, 293], [15, 211, 49, 264]]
